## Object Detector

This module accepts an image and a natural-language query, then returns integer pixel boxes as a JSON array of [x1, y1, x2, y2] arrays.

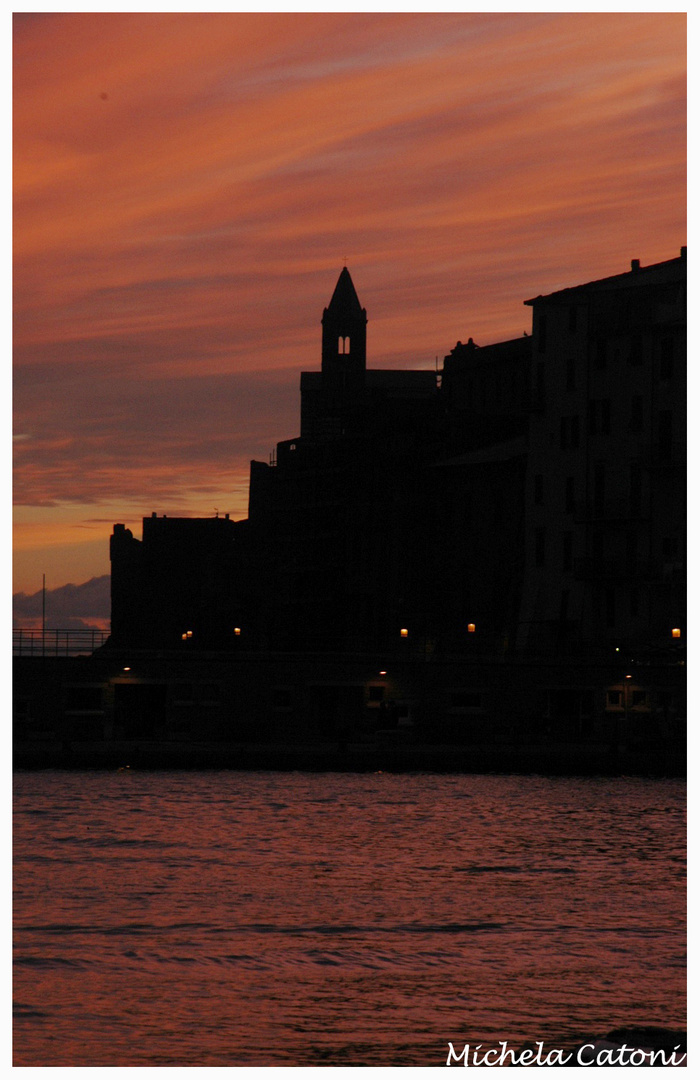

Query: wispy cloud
[[13, 12, 686, 592]]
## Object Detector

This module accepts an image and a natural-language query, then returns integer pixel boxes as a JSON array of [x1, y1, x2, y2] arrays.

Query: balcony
[[573, 558, 685, 585], [13, 629, 109, 657], [574, 499, 631, 524], [573, 557, 621, 581], [639, 440, 685, 469]]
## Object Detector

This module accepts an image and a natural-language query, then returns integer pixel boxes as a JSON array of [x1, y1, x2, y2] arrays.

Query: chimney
[[631, 259, 640, 271]]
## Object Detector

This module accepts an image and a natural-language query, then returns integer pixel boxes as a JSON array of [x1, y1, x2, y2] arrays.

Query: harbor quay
[[13, 647, 685, 775]]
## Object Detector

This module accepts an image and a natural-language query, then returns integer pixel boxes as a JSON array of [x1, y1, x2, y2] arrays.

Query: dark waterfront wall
[[13, 650, 685, 775]]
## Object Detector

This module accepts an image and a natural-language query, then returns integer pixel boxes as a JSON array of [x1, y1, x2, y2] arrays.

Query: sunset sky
[[13, 11, 686, 614]]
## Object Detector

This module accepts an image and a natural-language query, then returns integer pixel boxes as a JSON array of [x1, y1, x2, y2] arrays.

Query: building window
[[659, 338, 674, 381], [538, 314, 547, 352], [563, 532, 573, 572], [560, 416, 579, 450], [595, 340, 607, 370], [632, 691, 648, 708], [65, 686, 103, 711], [565, 476, 575, 514], [339, 336, 349, 354], [535, 529, 545, 567], [630, 461, 641, 515], [607, 690, 622, 707], [450, 691, 482, 709], [173, 683, 194, 704], [568, 306, 577, 333], [566, 356, 575, 391], [273, 687, 293, 709], [629, 334, 643, 366], [559, 588, 569, 622], [588, 399, 611, 435], [587, 401, 596, 435], [593, 462, 605, 513], [661, 536, 679, 559], [534, 474, 543, 505], [630, 396, 643, 432], [658, 411, 673, 453], [535, 362, 544, 406]]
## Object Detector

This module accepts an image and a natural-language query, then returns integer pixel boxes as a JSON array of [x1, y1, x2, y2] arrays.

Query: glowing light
[[379, 670, 387, 675], [234, 627, 241, 636], [467, 623, 476, 633], [672, 627, 681, 638], [400, 628, 408, 638]]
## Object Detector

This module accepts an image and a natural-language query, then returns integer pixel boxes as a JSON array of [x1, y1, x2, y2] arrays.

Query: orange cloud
[[13, 12, 686, 593]]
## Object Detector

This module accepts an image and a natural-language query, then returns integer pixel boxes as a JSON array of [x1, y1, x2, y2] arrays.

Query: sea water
[[13, 770, 685, 1066]]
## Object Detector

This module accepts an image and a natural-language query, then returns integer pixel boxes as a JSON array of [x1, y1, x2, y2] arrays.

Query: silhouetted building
[[18, 254, 685, 759], [516, 249, 686, 655], [248, 267, 443, 651], [108, 254, 685, 673], [110, 513, 244, 649]]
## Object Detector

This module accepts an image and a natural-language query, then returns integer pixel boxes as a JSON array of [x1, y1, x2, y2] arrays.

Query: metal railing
[[13, 628, 110, 657]]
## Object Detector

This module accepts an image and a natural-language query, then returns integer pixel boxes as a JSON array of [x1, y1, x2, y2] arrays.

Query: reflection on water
[[13, 771, 685, 1066]]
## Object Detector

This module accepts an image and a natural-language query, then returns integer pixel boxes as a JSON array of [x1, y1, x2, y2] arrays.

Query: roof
[[366, 370, 436, 388], [432, 436, 528, 469], [445, 336, 531, 366], [300, 369, 436, 392], [524, 250, 686, 306], [324, 267, 366, 321]]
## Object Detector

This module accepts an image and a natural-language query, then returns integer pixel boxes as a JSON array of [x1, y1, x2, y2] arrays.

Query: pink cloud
[[13, 12, 686, 592]]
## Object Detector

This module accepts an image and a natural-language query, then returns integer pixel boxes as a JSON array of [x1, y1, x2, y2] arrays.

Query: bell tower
[[321, 267, 367, 386]]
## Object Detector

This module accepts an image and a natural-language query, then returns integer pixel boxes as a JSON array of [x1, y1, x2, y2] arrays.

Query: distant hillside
[[13, 575, 110, 631]]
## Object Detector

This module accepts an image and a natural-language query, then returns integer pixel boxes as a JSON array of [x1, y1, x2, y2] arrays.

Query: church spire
[[321, 267, 367, 381], [326, 266, 365, 320]]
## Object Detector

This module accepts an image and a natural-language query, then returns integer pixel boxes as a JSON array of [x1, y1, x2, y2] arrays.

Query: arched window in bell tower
[[339, 336, 350, 354]]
